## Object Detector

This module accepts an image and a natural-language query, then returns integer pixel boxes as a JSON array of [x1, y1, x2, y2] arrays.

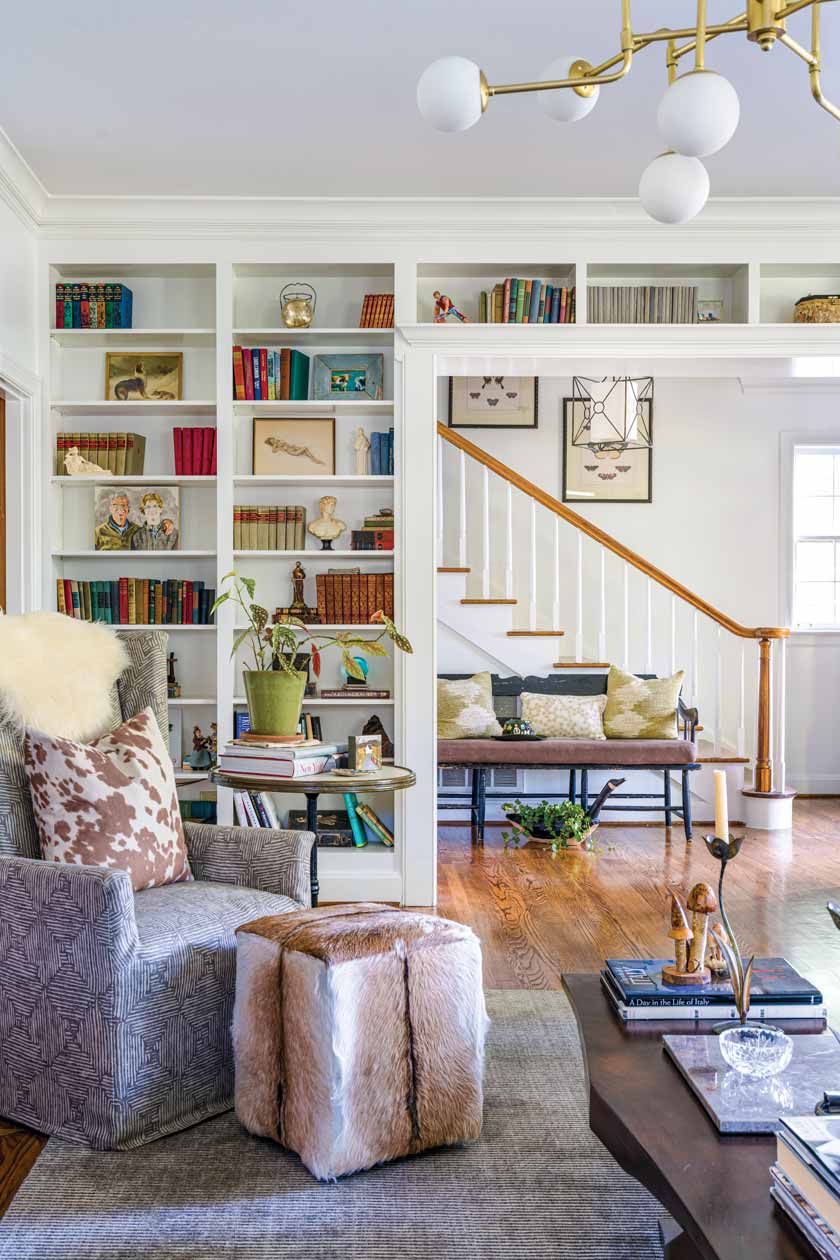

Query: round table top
[[209, 764, 416, 795]]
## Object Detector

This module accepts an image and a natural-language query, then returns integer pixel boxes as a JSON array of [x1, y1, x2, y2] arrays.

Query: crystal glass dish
[[719, 1024, 794, 1079]]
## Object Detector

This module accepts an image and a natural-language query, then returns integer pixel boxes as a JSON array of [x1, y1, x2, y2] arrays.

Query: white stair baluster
[[645, 579, 653, 674], [623, 565, 630, 671], [670, 595, 677, 677], [575, 534, 583, 663], [552, 517, 561, 637], [505, 482, 514, 600], [529, 500, 537, 631], [481, 465, 490, 599], [737, 642, 746, 757], [436, 436, 443, 569], [714, 625, 722, 755], [458, 450, 467, 570], [598, 548, 606, 663], [691, 610, 699, 708], [774, 636, 787, 795]]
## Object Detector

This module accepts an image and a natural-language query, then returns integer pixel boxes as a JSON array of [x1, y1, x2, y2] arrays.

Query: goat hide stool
[[233, 903, 487, 1180]]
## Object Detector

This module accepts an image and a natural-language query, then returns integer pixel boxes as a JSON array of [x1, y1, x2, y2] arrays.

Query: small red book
[[210, 427, 217, 475], [232, 346, 246, 400], [259, 349, 268, 401], [173, 427, 183, 476], [243, 349, 254, 400]]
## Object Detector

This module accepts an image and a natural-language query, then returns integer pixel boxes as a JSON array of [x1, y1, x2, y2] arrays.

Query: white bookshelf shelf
[[234, 400, 393, 415], [168, 697, 217, 707], [52, 475, 216, 487], [52, 550, 217, 559], [50, 401, 217, 416], [233, 623, 387, 633], [233, 475, 393, 487], [51, 329, 216, 348], [117, 624, 216, 631], [234, 328, 392, 346], [233, 696, 394, 707], [175, 771, 210, 784], [232, 550, 393, 559]]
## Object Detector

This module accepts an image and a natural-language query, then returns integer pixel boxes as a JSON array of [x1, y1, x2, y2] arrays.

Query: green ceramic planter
[[242, 669, 307, 737]]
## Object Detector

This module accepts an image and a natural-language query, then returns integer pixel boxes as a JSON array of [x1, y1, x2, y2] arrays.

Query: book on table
[[219, 739, 343, 779], [772, 1116, 840, 1258], [602, 957, 824, 1022]]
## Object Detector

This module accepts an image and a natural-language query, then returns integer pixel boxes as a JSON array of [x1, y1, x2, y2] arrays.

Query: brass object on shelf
[[280, 283, 316, 329], [794, 294, 840, 324]]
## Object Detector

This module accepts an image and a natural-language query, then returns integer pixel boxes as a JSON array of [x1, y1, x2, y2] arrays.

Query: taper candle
[[714, 769, 729, 839]]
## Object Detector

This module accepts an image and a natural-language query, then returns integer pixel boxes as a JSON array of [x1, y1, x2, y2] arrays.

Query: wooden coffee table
[[562, 973, 823, 1260]]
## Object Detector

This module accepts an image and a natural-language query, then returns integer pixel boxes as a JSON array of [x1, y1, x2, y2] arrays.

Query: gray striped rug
[[0, 990, 661, 1259]]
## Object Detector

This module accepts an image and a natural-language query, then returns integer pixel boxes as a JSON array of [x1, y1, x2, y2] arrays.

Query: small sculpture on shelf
[[433, 290, 470, 324], [354, 427, 371, 475], [362, 714, 394, 761], [64, 446, 110, 477], [274, 563, 320, 625], [307, 495, 347, 550], [186, 724, 216, 772], [167, 652, 181, 699]]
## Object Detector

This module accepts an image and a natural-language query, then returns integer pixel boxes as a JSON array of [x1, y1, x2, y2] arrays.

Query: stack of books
[[173, 428, 216, 475], [288, 807, 354, 847], [57, 578, 216, 625], [359, 295, 394, 328], [342, 792, 394, 847], [315, 572, 393, 623], [219, 736, 342, 780], [351, 509, 394, 551], [370, 430, 394, 474], [588, 284, 698, 324], [55, 282, 133, 329], [479, 280, 576, 324], [233, 504, 306, 550], [773, 1116, 840, 1258], [56, 432, 146, 475], [232, 346, 309, 401], [601, 957, 826, 1023]]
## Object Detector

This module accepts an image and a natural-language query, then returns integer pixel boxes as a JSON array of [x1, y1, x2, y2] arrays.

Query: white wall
[[0, 199, 37, 375], [438, 376, 840, 793]]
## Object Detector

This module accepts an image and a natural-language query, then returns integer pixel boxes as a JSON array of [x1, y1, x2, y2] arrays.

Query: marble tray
[[663, 1030, 840, 1133]]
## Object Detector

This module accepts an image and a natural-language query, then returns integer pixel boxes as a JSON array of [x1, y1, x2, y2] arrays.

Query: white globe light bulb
[[537, 56, 599, 122], [657, 70, 740, 157], [417, 56, 485, 133], [638, 153, 710, 225]]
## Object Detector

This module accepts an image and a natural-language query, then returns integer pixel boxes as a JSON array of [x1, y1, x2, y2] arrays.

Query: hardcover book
[[605, 958, 823, 1006]]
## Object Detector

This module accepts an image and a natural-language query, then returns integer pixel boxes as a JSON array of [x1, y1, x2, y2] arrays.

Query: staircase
[[436, 423, 791, 826]]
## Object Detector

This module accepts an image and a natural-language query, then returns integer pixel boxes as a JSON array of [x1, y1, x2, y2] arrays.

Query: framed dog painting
[[448, 376, 539, 428], [105, 353, 183, 402]]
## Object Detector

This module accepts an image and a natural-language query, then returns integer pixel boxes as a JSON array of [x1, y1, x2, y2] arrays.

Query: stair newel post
[[575, 533, 584, 663], [755, 634, 773, 794], [481, 464, 490, 599], [505, 482, 514, 600], [458, 450, 467, 570], [529, 499, 537, 631]]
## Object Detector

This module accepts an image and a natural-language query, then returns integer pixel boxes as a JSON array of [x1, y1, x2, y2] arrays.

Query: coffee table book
[[605, 957, 824, 1008], [770, 1166, 840, 1260], [600, 968, 828, 1024], [663, 1031, 840, 1133]]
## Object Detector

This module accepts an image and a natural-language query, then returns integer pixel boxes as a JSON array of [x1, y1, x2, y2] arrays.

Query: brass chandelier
[[417, 0, 840, 223]]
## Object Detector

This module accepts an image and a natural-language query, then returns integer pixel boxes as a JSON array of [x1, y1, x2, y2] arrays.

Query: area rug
[[0, 991, 661, 1259]]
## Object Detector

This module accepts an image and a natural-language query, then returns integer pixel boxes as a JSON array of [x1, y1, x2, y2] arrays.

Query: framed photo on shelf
[[313, 354, 384, 402], [94, 485, 181, 550], [252, 416, 336, 476], [105, 352, 183, 402], [561, 397, 652, 504], [448, 376, 539, 428], [697, 299, 725, 323]]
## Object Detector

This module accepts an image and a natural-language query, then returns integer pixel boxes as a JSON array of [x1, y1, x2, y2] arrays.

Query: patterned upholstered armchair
[[0, 628, 314, 1149]]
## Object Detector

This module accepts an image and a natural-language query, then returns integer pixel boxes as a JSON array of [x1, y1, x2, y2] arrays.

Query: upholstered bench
[[233, 903, 487, 1181], [438, 672, 700, 841]]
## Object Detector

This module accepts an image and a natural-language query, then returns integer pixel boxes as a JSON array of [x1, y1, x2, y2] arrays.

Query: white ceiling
[[4, 0, 840, 198]]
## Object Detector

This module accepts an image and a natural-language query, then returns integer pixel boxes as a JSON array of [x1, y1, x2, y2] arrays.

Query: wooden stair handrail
[[439, 423, 788, 642]]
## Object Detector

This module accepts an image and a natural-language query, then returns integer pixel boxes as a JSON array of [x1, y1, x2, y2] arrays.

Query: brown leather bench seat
[[438, 737, 698, 767]]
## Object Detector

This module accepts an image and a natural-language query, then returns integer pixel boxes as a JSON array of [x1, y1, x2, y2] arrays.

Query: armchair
[[0, 626, 314, 1149]]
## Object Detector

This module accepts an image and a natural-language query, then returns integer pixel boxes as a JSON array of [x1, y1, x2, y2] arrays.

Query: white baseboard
[[317, 870, 404, 906], [787, 773, 840, 794]]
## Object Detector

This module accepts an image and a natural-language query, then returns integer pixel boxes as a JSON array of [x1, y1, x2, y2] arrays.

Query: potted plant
[[211, 571, 413, 737], [501, 779, 625, 854]]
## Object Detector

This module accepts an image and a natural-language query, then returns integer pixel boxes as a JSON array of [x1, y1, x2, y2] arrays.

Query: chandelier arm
[[696, 0, 707, 69], [778, 0, 839, 18], [809, 0, 840, 122]]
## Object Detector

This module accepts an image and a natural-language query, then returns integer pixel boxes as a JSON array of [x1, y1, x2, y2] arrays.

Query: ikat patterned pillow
[[24, 706, 192, 892], [521, 692, 607, 740], [602, 666, 684, 739], [437, 672, 502, 739]]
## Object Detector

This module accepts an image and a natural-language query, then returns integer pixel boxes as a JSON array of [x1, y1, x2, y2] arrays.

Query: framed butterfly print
[[562, 397, 652, 503], [448, 376, 539, 428]]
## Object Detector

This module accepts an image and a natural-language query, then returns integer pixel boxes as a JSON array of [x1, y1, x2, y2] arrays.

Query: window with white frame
[[793, 445, 840, 628]]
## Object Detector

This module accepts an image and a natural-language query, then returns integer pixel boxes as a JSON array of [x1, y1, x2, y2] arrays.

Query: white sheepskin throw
[[0, 612, 129, 742]]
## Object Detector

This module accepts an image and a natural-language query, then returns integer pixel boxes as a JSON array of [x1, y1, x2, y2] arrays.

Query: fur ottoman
[[233, 903, 487, 1180]]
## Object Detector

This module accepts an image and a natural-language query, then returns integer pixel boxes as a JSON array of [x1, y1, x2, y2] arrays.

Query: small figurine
[[661, 891, 697, 986], [433, 290, 470, 324], [186, 725, 215, 771], [354, 427, 371, 475], [362, 714, 394, 761], [686, 882, 717, 978], [64, 446, 110, 477], [707, 924, 729, 976], [342, 655, 369, 687], [289, 562, 308, 617], [167, 652, 181, 699], [307, 495, 347, 550]]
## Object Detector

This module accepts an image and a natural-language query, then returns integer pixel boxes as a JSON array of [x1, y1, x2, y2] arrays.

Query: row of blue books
[[370, 429, 394, 475]]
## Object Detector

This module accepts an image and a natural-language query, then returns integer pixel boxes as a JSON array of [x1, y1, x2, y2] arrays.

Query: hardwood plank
[[0, 1120, 44, 1219]]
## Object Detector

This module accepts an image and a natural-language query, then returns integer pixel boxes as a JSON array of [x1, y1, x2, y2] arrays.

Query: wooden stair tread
[[507, 630, 565, 638], [553, 661, 610, 669], [460, 598, 517, 605], [696, 740, 750, 764], [437, 566, 471, 573]]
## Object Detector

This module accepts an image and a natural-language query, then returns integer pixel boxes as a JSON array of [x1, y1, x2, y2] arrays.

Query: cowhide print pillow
[[24, 706, 192, 892]]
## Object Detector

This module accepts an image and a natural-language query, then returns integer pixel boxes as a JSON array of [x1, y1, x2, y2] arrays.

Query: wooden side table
[[209, 765, 416, 906]]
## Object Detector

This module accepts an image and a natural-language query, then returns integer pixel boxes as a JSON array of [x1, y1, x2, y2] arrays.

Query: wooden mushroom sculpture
[[662, 891, 695, 986], [685, 882, 717, 984]]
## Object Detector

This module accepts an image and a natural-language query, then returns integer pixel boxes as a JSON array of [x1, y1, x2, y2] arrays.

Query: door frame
[[0, 349, 42, 614]]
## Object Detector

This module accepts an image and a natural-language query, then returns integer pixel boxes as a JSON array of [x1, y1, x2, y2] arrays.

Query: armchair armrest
[[678, 698, 699, 742], [183, 821, 316, 907]]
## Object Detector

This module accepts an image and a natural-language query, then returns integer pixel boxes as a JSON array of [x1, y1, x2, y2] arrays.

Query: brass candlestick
[[703, 833, 754, 1027]]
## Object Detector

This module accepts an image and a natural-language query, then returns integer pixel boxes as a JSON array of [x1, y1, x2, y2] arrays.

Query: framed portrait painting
[[94, 486, 180, 551], [448, 376, 538, 428], [252, 417, 335, 476], [562, 397, 652, 504], [105, 353, 183, 402]]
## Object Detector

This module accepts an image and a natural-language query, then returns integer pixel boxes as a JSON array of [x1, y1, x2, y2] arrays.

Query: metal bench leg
[[682, 768, 693, 842], [580, 769, 589, 812], [476, 767, 487, 840], [470, 768, 480, 835], [663, 770, 673, 830], [568, 768, 577, 803]]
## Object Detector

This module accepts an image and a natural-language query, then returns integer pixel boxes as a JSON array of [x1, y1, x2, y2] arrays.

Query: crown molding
[[0, 127, 47, 231]]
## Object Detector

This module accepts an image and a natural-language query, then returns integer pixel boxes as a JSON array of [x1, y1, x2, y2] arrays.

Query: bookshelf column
[[215, 262, 234, 825]]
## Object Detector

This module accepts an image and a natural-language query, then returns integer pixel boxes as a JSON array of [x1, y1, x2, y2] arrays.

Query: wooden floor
[[2, 798, 840, 1219]]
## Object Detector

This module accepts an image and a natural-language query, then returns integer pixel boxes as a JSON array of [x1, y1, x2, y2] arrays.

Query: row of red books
[[174, 427, 216, 475]]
